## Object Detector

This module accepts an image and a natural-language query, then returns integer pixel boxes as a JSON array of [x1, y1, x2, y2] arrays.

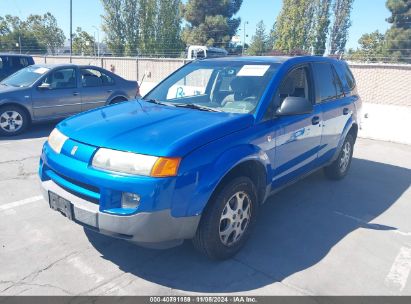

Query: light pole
[[70, 0, 73, 62], [92, 26, 100, 58], [242, 21, 249, 56]]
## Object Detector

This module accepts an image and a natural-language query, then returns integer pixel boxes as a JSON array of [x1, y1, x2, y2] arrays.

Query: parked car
[[0, 64, 138, 136], [0, 54, 34, 81], [39, 56, 361, 259]]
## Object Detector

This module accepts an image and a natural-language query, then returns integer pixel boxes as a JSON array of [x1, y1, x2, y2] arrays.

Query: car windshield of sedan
[[144, 60, 280, 114], [1, 66, 50, 88]]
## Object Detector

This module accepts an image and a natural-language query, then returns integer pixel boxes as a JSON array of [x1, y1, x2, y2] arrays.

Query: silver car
[[0, 64, 138, 136]]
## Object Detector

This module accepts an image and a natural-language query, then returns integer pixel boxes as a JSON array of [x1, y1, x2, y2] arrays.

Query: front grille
[[48, 169, 100, 204], [53, 171, 100, 194]]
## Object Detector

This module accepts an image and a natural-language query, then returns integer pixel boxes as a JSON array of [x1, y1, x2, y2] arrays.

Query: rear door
[[269, 64, 324, 187], [80, 67, 114, 111], [31, 67, 82, 120], [312, 62, 353, 163]]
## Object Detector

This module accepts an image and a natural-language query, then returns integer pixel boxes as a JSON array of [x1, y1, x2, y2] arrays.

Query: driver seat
[[222, 77, 258, 106]]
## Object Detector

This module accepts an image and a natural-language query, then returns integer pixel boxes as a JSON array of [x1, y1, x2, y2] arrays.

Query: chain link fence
[[32, 55, 411, 107]]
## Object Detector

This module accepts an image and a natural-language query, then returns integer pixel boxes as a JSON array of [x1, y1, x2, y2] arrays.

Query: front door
[[32, 67, 81, 120], [270, 65, 323, 188]]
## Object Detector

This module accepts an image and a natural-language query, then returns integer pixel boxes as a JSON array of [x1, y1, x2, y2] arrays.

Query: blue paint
[[39, 56, 361, 222]]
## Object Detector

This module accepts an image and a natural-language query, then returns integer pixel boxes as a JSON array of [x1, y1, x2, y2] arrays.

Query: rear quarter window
[[343, 64, 356, 91]]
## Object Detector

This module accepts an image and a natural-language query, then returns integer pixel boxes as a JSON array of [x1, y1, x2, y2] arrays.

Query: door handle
[[343, 108, 349, 115], [73, 92, 79, 96], [107, 90, 113, 93], [312, 116, 320, 125]]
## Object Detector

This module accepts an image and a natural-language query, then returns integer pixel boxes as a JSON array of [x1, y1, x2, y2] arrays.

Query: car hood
[[0, 84, 28, 95], [58, 100, 254, 156]]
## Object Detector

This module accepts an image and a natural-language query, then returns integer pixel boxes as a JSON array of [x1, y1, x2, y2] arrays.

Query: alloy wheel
[[0, 111, 23, 133], [219, 191, 252, 247]]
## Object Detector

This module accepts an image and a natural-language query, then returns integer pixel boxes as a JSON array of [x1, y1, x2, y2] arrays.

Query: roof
[[0, 53, 33, 58], [30, 63, 101, 69], [202, 55, 341, 64]]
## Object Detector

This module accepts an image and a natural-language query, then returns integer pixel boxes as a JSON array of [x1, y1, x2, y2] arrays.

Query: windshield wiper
[[173, 103, 222, 112], [141, 98, 175, 107]]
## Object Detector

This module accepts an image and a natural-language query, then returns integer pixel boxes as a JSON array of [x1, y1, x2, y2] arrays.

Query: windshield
[[145, 61, 280, 114], [1, 66, 50, 88]]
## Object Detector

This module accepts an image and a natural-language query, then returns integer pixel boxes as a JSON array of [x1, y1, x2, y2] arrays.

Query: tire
[[193, 176, 259, 260], [110, 97, 127, 105], [0, 105, 29, 136], [324, 133, 355, 180]]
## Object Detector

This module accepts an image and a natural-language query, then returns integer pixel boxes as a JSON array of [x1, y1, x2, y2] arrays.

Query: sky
[[1, 0, 392, 50]]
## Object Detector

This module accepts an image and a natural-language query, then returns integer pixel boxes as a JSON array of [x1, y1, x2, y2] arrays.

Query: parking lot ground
[[0, 125, 410, 296]]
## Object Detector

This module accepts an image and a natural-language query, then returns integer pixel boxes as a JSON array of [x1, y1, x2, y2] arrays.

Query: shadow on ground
[[85, 158, 411, 293], [0, 121, 58, 141]]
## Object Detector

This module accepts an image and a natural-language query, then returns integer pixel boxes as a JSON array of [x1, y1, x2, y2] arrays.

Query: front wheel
[[193, 176, 258, 260], [0, 105, 29, 136], [324, 133, 355, 180]]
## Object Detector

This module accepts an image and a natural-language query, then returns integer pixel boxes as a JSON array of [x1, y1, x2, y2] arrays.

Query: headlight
[[48, 128, 68, 154], [92, 148, 181, 177]]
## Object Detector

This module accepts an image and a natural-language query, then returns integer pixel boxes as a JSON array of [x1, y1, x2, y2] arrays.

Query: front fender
[[171, 143, 270, 217]]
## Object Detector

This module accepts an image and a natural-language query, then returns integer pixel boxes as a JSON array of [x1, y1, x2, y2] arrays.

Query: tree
[[247, 21, 269, 55], [101, 0, 183, 56], [311, 0, 331, 55], [181, 0, 243, 47], [347, 30, 388, 62], [156, 0, 184, 57], [123, 0, 140, 56], [101, 0, 126, 56], [26, 13, 65, 55], [0, 15, 47, 54], [385, 0, 411, 63], [72, 27, 95, 56], [138, 0, 158, 55], [329, 0, 354, 55], [273, 0, 315, 53]]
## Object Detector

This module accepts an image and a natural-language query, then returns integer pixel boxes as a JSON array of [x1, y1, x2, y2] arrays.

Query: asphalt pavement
[[0, 123, 410, 295]]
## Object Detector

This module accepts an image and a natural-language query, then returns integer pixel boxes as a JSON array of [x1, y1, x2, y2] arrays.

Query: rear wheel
[[324, 133, 354, 180], [193, 176, 258, 260], [0, 105, 29, 136]]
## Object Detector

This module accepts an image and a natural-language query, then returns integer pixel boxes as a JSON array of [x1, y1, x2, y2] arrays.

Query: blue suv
[[39, 56, 362, 260]]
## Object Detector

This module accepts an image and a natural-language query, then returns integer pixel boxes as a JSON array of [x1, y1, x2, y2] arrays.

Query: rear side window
[[81, 68, 115, 87], [313, 62, 337, 103]]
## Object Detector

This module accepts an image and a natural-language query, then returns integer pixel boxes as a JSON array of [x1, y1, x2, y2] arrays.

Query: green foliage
[[26, 13, 66, 55], [247, 21, 269, 55], [311, 0, 331, 55], [72, 27, 96, 56], [123, 0, 140, 56], [101, 0, 126, 56], [273, 0, 316, 53], [101, 0, 183, 56], [385, 0, 411, 63], [156, 0, 184, 56], [0, 13, 64, 54], [329, 0, 354, 54], [182, 0, 242, 47], [347, 30, 389, 62]]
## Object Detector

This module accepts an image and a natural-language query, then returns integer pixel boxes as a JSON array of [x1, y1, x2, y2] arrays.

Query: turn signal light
[[151, 157, 181, 177]]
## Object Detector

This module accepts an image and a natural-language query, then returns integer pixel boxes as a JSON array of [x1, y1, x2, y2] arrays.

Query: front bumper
[[41, 179, 200, 246]]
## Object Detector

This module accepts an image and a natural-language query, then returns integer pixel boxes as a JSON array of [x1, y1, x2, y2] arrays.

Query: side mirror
[[38, 83, 51, 90], [276, 97, 313, 116]]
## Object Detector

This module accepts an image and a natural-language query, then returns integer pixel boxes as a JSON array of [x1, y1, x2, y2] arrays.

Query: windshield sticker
[[237, 65, 270, 77], [33, 67, 50, 74]]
